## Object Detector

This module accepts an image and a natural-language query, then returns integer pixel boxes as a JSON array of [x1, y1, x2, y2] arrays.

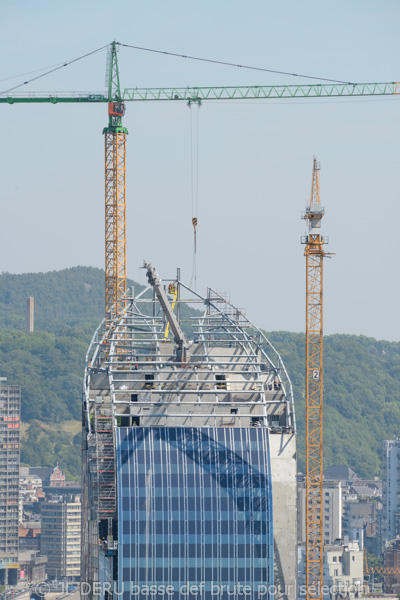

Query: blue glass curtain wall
[[116, 427, 273, 600]]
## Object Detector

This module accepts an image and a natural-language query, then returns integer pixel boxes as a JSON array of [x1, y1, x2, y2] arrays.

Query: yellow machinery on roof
[[164, 282, 178, 340]]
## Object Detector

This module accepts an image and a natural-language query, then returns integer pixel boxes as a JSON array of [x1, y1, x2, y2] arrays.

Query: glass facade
[[116, 427, 273, 600]]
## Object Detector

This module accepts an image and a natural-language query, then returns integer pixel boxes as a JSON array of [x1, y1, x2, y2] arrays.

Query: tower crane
[[103, 42, 127, 320], [0, 44, 398, 319], [301, 158, 329, 600]]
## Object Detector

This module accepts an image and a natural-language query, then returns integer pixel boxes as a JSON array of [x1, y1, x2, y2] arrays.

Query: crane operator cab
[[108, 102, 125, 117]]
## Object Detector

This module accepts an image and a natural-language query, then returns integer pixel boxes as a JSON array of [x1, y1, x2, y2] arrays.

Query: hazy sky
[[1, 1, 400, 340]]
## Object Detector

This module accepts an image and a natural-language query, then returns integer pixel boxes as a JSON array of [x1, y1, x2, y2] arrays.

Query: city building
[[350, 483, 380, 499], [26, 464, 81, 500], [342, 497, 382, 553], [29, 464, 66, 488], [48, 464, 65, 487], [19, 550, 47, 583], [323, 540, 363, 599], [82, 267, 297, 600], [383, 538, 400, 593], [298, 539, 363, 599], [0, 380, 20, 586], [382, 438, 400, 543], [323, 466, 359, 484], [347, 525, 363, 551], [19, 524, 41, 553], [369, 507, 384, 556], [298, 480, 342, 545], [19, 472, 43, 523], [40, 494, 81, 581]]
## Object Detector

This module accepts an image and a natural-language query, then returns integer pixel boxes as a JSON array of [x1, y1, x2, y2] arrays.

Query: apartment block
[[382, 438, 400, 543], [40, 495, 81, 581], [0, 382, 20, 586], [298, 480, 342, 544]]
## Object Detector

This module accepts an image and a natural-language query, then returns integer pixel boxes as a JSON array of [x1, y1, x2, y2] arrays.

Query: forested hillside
[[0, 268, 399, 479], [266, 332, 400, 478], [0, 267, 106, 333]]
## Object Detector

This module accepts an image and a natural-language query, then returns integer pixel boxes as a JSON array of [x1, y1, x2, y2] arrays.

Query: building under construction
[[82, 262, 297, 600]]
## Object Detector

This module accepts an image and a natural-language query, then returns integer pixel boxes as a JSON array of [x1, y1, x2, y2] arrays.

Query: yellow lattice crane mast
[[302, 157, 328, 600], [104, 42, 127, 320]]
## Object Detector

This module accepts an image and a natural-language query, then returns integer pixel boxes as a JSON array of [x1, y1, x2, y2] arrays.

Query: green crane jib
[[1, 82, 399, 104], [104, 41, 127, 135]]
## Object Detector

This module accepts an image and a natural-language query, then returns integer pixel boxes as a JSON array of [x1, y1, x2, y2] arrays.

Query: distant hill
[[0, 268, 399, 479]]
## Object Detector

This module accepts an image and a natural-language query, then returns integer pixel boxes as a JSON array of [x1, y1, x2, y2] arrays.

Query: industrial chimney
[[26, 297, 34, 333]]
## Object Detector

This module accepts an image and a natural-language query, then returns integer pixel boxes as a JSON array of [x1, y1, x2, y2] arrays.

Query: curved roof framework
[[82, 266, 295, 518], [84, 270, 294, 427]]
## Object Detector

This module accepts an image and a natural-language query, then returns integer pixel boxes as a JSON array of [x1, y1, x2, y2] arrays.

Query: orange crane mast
[[104, 42, 127, 320], [302, 158, 328, 600]]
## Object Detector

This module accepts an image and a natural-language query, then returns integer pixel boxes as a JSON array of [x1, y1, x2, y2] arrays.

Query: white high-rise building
[[298, 480, 342, 545], [382, 438, 400, 543]]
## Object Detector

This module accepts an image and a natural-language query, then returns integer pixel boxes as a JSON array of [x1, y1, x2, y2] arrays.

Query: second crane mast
[[104, 42, 127, 319], [301, 158, 327, 600]]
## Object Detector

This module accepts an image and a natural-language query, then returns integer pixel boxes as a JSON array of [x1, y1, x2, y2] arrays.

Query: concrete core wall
[[270, 433, 297, 600]]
